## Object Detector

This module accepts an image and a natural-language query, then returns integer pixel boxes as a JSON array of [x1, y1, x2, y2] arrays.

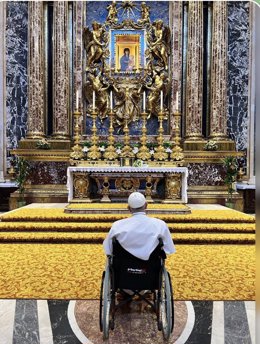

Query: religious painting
[[110, 30, 146, 74], [115, 34, 139, 72]]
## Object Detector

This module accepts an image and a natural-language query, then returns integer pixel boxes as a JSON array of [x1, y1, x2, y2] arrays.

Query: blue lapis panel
[[86, 1, 169, 26]]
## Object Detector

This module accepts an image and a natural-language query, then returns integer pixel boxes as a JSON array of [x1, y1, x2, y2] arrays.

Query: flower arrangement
[[14, 157, 30, 206], [36, 138, 51, 150], [98, 142, 108, 152], [82, 142, 91, 153], [204, 140, 218, 151], [163, 142, 173, 153], [223, 156, 238, 205], [131, 143, 140, 155], [115, 142, 123, 155]]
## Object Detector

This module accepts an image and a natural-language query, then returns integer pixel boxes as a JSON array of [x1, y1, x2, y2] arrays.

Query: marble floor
[[0, 299, 255, 344]]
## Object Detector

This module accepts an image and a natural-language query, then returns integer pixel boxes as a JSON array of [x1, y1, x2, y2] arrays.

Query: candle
[[160, 90, 163, 111], [143, 91, 146, 111], [176, 91, 179, 111], [76, 90, 79, 110], [93, 90, 95, 110], [110, 90, 113, 110]]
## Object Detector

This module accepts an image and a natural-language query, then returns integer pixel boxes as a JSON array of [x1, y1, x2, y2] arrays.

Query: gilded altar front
[[67, 166, 188, 204]]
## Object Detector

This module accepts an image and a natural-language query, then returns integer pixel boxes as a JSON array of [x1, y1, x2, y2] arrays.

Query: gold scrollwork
[[115, 177, 140, 192], [165, 173, 182, 200], [73, 173, 90, 199]]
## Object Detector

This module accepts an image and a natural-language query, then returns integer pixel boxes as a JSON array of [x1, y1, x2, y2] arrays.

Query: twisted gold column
[[52, 1, 70, 139], [185, 1, 204, 141], [210, 2, 228, 139], [26, 1, 45, 139]]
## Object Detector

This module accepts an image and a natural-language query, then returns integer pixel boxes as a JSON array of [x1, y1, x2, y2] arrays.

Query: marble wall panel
[[5, 2, 28, 156], [187, 163, 225, 186], [26, 162, 68, 185], [227, 1, 250, 151]]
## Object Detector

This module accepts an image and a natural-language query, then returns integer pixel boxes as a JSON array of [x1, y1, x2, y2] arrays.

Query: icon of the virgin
[[120, 48, 134, 71]]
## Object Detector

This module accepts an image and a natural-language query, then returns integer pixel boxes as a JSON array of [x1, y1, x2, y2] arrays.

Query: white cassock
[[103, 212, 176, 260]]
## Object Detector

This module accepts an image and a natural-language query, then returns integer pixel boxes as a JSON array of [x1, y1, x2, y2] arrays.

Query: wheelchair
[[100, 238, 174, 340]]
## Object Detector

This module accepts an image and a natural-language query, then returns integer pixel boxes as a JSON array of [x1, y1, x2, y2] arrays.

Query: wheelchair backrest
[[111, 238, 165, 290]]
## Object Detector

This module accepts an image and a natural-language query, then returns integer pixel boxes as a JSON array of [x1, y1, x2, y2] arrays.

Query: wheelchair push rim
[[159, 267, 174, 340], [99, 267, 113, 340]]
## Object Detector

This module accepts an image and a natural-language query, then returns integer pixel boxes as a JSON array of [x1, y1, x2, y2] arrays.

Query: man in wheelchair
[[100, 192, 175, 340]]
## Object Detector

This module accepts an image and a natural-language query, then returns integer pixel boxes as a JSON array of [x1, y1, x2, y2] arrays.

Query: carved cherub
[[138, 2, 150, 24], [106, 1, 118, 24]]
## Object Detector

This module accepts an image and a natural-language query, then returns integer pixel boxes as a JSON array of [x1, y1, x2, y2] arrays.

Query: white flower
[[165, 147, 172, 153], [99, 146, 106, 152], [82, 146, 89, 152], [150, 149, 154, 155], [116, 148, 121, 154], [132, 147, 139, 154]]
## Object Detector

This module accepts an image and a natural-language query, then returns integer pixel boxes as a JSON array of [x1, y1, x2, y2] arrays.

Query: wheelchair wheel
[[158, 267, 173, 340], [99, 266, 112, 340]]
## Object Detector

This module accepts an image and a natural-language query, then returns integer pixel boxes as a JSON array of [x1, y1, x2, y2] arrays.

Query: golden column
[[26, 2, 45, 139], [52, 1, 70, 139], [209, 2, 228, 140], [185, 1, 204, 142]]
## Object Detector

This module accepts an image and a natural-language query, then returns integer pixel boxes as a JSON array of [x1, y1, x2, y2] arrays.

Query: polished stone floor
[[0, 299, 255, 344]]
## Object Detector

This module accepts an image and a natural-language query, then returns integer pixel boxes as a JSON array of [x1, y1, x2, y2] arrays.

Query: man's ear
[[144, 202, 148, 210], [128, 205, 132, 213]]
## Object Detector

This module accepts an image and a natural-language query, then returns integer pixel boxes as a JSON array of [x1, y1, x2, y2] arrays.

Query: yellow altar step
[[65, 203, 191, 214], [0, 231, 255, 244], [0, 208, 255, 223], [0, 221, 255, 233]]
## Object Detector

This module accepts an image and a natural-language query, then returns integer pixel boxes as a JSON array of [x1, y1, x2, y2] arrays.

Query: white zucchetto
[[128, 192, 146, 209]]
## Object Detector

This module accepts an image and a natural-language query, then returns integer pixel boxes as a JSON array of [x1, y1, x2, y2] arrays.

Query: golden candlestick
[[170, 110, 184, 164], [70, 111, 84, 160], [104, 110, 118, 160], [121, 116, 134, 158], [87, 110, 101, 160], [154, 111, 168, 161], [137, 111, 151, 161]]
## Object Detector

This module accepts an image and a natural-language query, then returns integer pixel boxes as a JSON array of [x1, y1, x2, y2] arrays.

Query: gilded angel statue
[[106, 1, 118, 24], [146, 70, 168, 116], [113, 86, 141, 130], [85, 70, 110, 121], [83, 21, 108, 66], [138, 2, 150, 24], [147, 19, 171, 70]]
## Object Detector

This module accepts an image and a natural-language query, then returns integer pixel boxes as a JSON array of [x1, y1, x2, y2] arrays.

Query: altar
[[67, 166, 188, 204]]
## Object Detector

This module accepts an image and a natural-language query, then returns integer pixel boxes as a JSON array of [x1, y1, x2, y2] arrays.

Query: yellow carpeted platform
[[0, 243, 255, 300], [0, 207, 255, 223], [0, 207, 255, 244]]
